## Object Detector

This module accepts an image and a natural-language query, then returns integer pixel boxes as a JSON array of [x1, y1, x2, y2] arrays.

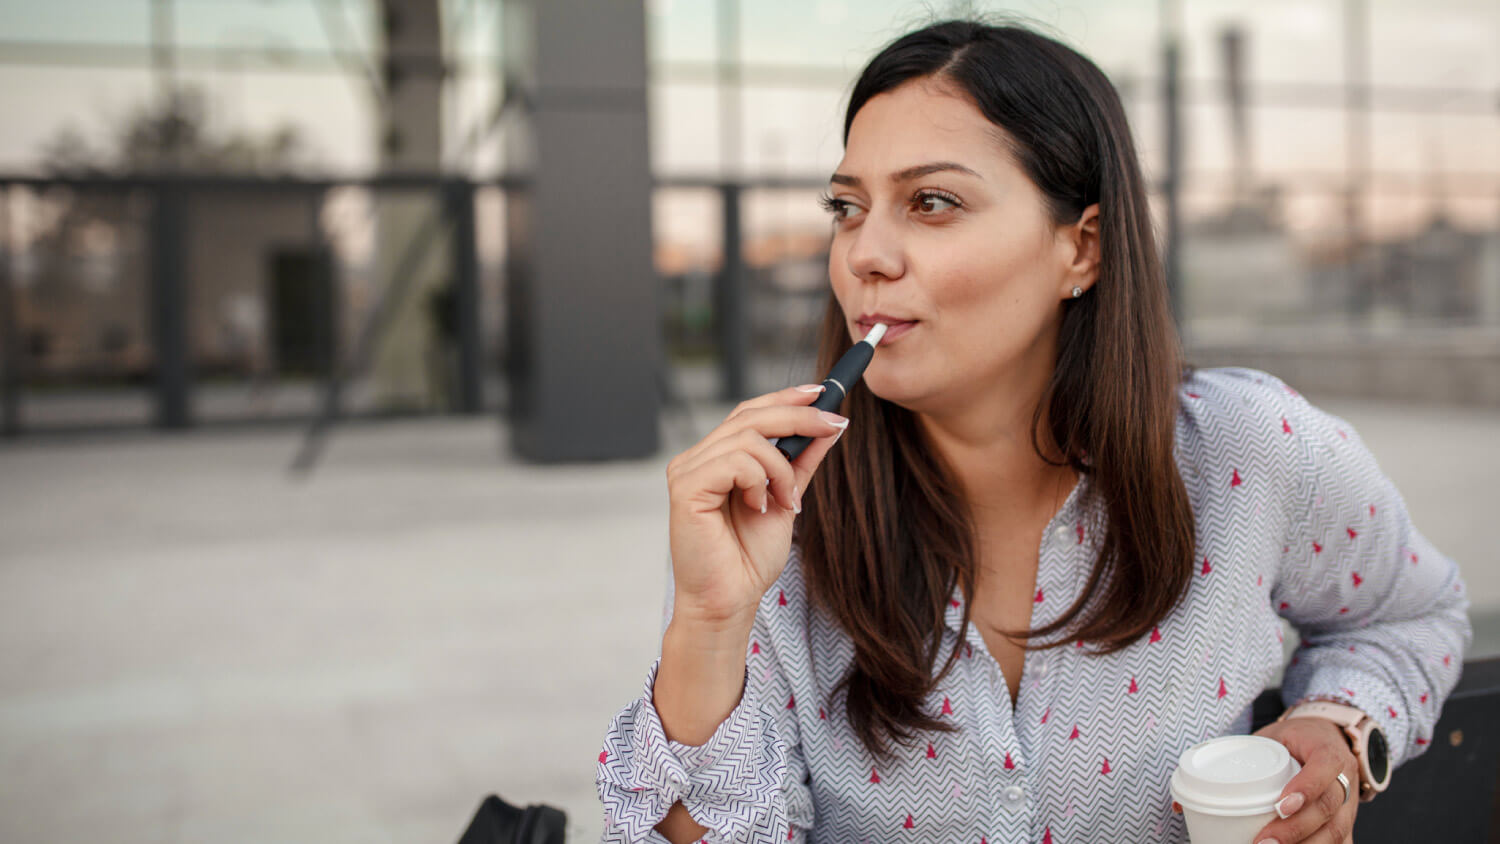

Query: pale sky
[[1, 0, 1497, 238]]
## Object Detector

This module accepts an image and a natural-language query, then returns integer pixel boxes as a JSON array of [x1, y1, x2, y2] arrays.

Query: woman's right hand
[[665, 384, 850, 630]]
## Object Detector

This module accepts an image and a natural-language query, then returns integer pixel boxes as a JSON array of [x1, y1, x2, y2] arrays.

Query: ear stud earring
[[1071, 286, 1083, 298]]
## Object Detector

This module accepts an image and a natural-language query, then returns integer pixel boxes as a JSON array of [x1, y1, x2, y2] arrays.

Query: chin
[[863, 369, 924, 410]]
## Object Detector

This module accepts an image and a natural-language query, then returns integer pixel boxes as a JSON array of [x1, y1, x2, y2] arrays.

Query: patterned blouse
[[595, 367, 1473, 843]]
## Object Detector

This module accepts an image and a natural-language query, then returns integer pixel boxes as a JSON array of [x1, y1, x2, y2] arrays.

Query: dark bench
[[468, 656, 1500, 843]]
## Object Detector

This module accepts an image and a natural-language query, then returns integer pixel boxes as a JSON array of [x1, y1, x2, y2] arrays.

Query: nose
[[844, 209, 905, 283]]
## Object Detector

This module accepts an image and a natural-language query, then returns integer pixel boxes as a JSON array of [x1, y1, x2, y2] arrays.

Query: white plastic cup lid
[[1170, 735, 1301, 816]]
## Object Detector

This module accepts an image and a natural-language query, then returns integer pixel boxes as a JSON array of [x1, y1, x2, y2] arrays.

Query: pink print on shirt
[[596, 367, 1470, 844]]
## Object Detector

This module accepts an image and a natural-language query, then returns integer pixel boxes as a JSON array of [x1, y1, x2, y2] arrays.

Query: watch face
[[1367, 727, 1390, 785]]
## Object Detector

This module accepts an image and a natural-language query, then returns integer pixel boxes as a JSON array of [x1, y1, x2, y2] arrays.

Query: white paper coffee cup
[[1170, 735, 1301, 844]]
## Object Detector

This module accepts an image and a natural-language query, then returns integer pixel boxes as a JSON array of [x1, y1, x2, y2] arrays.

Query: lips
[[857, 312, 916, 326], [857, 319, 919, 346], [858, 319, 916, 330], [856, 314, 918, 339]]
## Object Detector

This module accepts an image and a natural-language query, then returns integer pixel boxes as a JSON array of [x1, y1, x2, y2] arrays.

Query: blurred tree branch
[[39, 85, 316, 175]]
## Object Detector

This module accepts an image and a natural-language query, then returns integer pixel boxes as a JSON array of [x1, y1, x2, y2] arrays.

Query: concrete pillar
[[371, 0, 451, 410], [501, 0, 659, 461], [150, 184, 191, 428], [1, 187, 18, 437], [1479, 233, 1500, 327]]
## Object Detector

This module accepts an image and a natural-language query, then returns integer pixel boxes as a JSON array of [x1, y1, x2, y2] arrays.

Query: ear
[[1061, 203, 1101, 295]]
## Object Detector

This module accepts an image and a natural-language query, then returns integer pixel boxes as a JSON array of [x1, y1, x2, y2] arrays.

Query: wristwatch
[[1275, 699, 1391, 802]]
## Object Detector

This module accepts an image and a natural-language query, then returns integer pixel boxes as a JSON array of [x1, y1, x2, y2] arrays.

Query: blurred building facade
[[2, 0, 1499, 439]]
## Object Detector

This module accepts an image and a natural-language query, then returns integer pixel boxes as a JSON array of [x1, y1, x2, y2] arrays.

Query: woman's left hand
[[1171, 716, 1359, 843]]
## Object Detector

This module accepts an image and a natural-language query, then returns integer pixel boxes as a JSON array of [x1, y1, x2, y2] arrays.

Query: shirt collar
[[943, 471, 1092, 635]]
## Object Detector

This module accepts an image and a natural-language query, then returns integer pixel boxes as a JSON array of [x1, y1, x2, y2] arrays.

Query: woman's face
[[825, 77, 1087, 416]]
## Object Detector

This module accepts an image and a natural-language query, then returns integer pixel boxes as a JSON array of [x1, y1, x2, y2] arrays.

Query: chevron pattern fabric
[[596, 367, 1473, 843]]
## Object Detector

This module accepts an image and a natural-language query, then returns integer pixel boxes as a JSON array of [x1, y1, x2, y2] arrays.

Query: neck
[[915, 344, 1073, 526]]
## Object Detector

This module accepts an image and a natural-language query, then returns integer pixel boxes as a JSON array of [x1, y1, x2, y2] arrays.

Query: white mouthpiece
[[862, 322, 889, 346]]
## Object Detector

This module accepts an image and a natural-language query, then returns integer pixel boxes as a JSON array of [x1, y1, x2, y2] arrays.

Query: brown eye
[[914, 191, 960, 214], [819, 193, 864, 222]]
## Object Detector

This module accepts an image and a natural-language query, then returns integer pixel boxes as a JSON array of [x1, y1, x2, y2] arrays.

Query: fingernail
[[760, 499, 766, 515], [1255, 839, 1279, 844], [819, 411, 849, 427], [793, 485, 801, 514], [831, 428, 845, 446], [1274, 792, 1303, 819], [796, 384, 825, 393]]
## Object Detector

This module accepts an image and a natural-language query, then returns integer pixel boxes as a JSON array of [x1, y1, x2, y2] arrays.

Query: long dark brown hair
[[794, 19, 1196, 764]]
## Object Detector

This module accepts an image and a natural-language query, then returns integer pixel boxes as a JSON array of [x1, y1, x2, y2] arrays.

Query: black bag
[[457, 794, 567, 844]]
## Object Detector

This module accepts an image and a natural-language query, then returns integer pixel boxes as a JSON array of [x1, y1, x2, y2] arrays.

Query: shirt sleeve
[[595, 553, 815, 842], [1269, 381, 1473, 769]]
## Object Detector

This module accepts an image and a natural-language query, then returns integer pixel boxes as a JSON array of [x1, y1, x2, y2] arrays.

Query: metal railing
[[5, 169, 1500, 438], [0, 172, 511, 437]]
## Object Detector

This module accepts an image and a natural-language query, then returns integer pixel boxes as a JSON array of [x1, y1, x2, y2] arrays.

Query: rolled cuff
[[597, 658, 791, 842]]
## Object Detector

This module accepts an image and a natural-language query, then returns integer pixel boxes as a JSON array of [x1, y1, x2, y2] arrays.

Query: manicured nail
[[1274, 792, 1303, 819], [793, 485, 801, 514], [760, 498, 766, 514], [831, 428, 845, 446], [1255, 839, 1280, 844], [819, 411, 849, 428], [795, 384, 825, 393]]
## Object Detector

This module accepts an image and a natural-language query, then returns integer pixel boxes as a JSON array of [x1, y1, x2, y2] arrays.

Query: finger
[[786, 409, 847, 498], [678, 429, 806, 513], [1287, 782, 1354, 844], [671, 384, 827, 471], [677, 404, 846, 488], [1253, 751, 1351, 844], [733, 402, 847, 463], [673, 448, 771, 516], [1336, 781, 1359, 844], [1269, 814, 1344, 844]]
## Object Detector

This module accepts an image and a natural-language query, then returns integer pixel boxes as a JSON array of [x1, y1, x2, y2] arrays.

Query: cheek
[[923, 230, 1049, 317], [918, 239, 1063, 367]]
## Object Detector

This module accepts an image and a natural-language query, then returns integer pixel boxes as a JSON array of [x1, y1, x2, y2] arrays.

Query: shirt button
[[1001, 785, 1026, 809], [1052, 524, 1071, 543]]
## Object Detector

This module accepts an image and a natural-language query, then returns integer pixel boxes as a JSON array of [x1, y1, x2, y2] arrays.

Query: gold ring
[[1336, 772, 1351, 804]]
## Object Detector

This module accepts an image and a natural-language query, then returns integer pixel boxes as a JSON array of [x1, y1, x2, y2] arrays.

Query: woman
[[596, 19, 1471, 844]]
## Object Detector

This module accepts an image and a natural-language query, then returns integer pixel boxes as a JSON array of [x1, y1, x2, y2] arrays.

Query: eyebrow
[[829, 161, 981, 187]]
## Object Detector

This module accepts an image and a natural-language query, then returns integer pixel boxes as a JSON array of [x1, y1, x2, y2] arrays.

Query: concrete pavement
[[0, 395, 1494, 842]]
